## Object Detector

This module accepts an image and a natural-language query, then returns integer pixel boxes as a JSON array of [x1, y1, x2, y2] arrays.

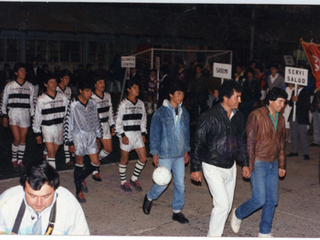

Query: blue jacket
[[150, 99, 190, 159]]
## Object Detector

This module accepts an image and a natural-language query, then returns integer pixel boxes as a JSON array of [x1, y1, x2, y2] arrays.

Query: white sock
[[131, 161, 145, 181], [12, 144, 19, 162], [47, 157, 56, 169], [119, 164, 127, 185], [18, 144, 26, 164], [99, 149, 110, 160]]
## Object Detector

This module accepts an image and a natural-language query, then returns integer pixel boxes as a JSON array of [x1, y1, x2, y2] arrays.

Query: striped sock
[[119, 164, 127, 185], [12, 144, 19, 162], [99, 149, 110, 161], [47, 157, 56, 169], [64, 144, 71, 164], [18, 143, 26, 164], [131, 161, 145, 181]]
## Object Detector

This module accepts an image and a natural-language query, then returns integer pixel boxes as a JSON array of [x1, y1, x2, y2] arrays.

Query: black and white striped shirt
[[33, 91, 69, 135], [56, 85, 72, 100], [115, 98, 147, 137], [91, 92, 115, 127], [0, 80, 35, 117]]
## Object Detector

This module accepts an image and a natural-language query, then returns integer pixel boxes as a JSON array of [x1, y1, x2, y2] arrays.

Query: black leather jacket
[[191, 103, 249, 172]]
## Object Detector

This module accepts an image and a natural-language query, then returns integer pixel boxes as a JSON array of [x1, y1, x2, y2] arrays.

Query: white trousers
[[202, 161, 236, 237]]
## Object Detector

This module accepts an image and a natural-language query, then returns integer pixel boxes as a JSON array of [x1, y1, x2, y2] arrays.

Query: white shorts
[[42, 124, 64, 145], [119, 131, 145, 152], [8, 109, 30, 128], [74, 131, 98, 156], [101, 122, 112, 140]]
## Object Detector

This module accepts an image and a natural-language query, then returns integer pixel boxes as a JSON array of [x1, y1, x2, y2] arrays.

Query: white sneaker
[[258, 232, 274, 237], [230, 208, 242, 234]]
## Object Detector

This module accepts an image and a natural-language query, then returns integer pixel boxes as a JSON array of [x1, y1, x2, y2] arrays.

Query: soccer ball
[[152, 166, 172, 186]]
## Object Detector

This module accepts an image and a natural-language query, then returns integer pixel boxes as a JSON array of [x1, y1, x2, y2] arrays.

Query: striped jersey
[[33, 91, 69, 135], [91, 92, 115, 127], [115, 98, 147, 137], [63, 97, 103, 146], [56, 85, 72, 100], [0, 80, 35, 116]]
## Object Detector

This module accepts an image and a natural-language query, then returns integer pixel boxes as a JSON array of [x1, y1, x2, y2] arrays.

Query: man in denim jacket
[[142, 81, 190, 224]]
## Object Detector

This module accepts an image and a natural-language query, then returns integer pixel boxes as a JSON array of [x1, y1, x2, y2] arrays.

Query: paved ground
[[1, 137, 320, 237]]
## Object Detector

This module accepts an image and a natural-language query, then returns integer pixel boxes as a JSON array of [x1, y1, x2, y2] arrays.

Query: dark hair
[[126, 79, 140, 90], [4, 63, 10, 68], [93, 74, 106, 84], [168, 81, 186, 95], [78, 79, 93, 90], [14, 62, 26, 73], [265, 87, 288, 105], [218, 80, 242, 102], [269, 63, 278, 70], [60, 69, 72, 79], [20, 159, 60, 190], [43, 72, 59, 84], [31, 57, 38, 63], [246, 67, 255, 75]]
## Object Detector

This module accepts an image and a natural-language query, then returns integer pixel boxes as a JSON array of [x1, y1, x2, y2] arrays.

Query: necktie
[[32, 213, 42, 235]]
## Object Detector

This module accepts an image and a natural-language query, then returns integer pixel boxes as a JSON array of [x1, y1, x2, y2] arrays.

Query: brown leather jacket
[[246, 106, 286, 171]]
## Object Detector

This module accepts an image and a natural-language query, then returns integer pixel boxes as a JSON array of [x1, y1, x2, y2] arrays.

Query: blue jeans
[[147, 156, 185, 211], [235, 159, 279, 234]]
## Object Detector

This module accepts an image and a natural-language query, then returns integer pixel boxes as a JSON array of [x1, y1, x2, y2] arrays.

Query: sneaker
[[230, 208, 242, 234], [172, 212, 189, 224], [18, 161, 25, 171], [129, 179, 142, 192], [92, 173, 102, 182], [258, 232, 274, 237], [76, 191, 86, 203], [142, 194, 153, 214], [66, 160, 74, 168], [12, 161, 19, 172], [81, 180, 88, 193], [121, 182, 132, 192]]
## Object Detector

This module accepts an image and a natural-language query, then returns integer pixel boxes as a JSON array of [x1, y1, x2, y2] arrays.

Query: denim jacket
[[150, 99, 190, 159]]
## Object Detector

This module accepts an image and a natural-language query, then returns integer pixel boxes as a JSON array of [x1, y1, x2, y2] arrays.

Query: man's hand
[[2, 117, 8, 128], [111, 127, 116, 136], [184, 152, 189, 164], [242, 166, 251, 178], [69, 145, 75, 153], [279, 169, 286, 177], [191, 171, 202, 182], [153, 155, 159, 166], [292, 95, 298, 102], [142, 135, 146, 143], [122, 136, 129, 145], [36, 136, 42, 145]]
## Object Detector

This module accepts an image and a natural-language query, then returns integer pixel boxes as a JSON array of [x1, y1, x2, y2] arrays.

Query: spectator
[[287, 84, 311, 160], [27, 57, 44, 97], [267, 64, 285, 91]]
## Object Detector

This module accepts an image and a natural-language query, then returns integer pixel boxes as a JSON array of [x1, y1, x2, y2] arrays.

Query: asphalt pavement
[[0, 137, 320, 237]]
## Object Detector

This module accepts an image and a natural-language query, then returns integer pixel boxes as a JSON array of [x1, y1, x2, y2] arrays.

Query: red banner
[[301, 39, 320, 88]]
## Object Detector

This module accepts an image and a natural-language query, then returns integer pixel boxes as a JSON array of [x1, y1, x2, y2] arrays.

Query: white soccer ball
[[152, 166, 172, 186]]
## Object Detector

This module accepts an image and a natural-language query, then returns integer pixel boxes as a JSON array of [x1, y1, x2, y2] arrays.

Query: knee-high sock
[[119, 164, 127, 185], [80, 162, 99, 182], [18, 144, 26, 164], [74, 164, 84, 194], [99, 149, 110, 161], [46, 157, 56, 169], [12, 143, 19, 162], [131, 161, 145, 181], [64, 144, 71, 163]]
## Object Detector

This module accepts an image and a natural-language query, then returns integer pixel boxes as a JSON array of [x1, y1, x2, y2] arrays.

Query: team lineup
[[0, 62, 287, 237]]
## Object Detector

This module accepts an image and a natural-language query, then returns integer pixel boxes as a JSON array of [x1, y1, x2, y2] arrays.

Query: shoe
[[129, 179, 142, 192], [172, 212, 189, 224], [142, 194, 153, 214], [18, 161, 25, 171], [230, 208, 242, 233], [304, 155, 310, 160], [310, 143, 319, 147], [12, 161, 19, 172], [66, 160, 74, 168], [81, 180, 88, 193], [121, 182, 132, 192], [286, 152, 298, 157], [258, 232, 274, 237], [92, 173, 102, 182], [76, 191, 86, 203]]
